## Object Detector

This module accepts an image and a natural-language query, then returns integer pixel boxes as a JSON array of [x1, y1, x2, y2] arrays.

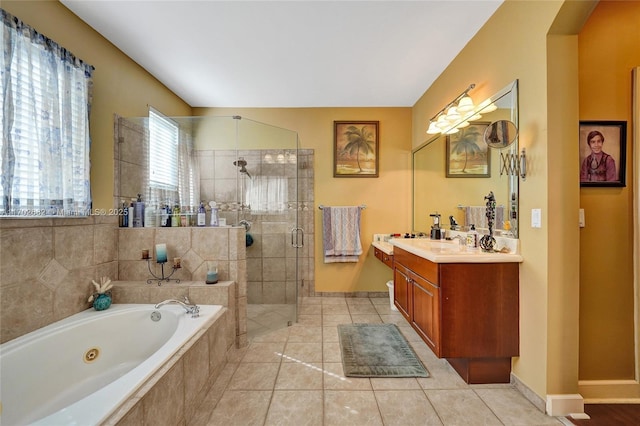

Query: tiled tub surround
[[0, 216, 119, 344], [117, 226, 248, 347], [1, 218, 247, 349]]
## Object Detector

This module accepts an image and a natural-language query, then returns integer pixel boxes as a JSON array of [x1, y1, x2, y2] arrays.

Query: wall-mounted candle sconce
[[143, 244, 181, 286]]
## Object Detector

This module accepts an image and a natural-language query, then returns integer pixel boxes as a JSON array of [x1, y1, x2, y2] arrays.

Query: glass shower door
[[235, 118, 302, 339]]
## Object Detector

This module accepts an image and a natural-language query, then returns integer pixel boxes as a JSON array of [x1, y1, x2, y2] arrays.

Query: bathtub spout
[[155, 298, 200, 318]]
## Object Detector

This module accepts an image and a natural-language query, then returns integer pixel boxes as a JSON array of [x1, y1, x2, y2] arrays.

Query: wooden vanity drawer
[[394, 247, 438, 284], [374, 247, 394, 268]]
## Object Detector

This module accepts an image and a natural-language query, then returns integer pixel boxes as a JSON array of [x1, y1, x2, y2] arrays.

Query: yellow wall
[[193, 107, 412, 292], [578, 0, 639, 381], [2, 0, 192, 210], [412, 0, 598, 400]]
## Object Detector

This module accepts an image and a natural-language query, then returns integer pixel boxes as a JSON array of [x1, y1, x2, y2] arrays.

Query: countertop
[[375, 238, 523, 264]]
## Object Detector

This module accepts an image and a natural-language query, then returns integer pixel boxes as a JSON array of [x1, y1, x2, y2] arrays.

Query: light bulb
[[426, 121, 441, 134], [457, 96, 474, 112], [435, 114, 450, 129], [445, 106, 461, 122]]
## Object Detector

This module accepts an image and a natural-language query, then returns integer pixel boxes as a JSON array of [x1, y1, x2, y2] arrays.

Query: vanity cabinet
[[373, 246, 393, 268], [393, 246, 519, 384]]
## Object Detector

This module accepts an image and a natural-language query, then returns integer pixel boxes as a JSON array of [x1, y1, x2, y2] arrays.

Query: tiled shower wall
[[0, 217, 247, 345], [196, 148, 316, 304]]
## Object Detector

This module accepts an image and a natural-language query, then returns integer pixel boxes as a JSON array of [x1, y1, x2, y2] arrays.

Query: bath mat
[[337, 323, 429, 378]]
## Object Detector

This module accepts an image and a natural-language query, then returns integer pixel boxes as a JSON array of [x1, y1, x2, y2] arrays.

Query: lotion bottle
[[466, 224, 478, 250], [197, 202, 206, 226]]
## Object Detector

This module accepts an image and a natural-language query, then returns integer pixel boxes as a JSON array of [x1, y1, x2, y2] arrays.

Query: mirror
[[484, 120, 518, 149], [412, 80, 519, 237]]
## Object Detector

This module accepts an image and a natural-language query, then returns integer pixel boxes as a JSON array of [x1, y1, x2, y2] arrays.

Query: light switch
[[579, 209, 585, 228], [531, 208, 542, 228]]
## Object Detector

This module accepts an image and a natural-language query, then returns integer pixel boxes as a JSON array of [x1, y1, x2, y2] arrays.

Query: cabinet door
[[411, 272, 440, 356], [393, 265, 411, 320]]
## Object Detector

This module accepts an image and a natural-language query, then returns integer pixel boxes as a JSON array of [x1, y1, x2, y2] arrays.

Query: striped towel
[[464, 206, 505, 230], [322, 206, 362, 263]]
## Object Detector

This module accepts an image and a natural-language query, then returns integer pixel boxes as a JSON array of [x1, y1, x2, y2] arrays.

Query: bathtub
[[0, 303, 223, 425]]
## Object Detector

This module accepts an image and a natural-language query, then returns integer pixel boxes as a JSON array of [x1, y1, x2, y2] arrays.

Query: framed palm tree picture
[[446, 123, 491, 178], [334, 121, 379, 177]]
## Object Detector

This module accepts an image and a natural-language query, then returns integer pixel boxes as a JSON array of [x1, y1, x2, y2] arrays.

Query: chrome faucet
[[155, 296, 200, 318]]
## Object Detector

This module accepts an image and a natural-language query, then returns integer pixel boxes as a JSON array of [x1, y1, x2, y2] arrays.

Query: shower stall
[[114, 115, 314, 338]]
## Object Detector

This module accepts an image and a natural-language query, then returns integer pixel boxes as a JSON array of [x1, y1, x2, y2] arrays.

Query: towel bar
[[318, 204, 366, 210]]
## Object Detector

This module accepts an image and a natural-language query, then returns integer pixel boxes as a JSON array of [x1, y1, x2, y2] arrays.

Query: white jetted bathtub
[[0, 303, 223, 425]]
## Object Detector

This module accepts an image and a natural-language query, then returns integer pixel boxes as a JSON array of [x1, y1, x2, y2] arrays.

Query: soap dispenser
[[466, 224, 478, 249], [429, 212, 442, 239]]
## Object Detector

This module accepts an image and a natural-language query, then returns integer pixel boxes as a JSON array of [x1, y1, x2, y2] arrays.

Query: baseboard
[[546, 394, 586, 417], [578, 379, 640, 402], [511, 373, 547, 413]]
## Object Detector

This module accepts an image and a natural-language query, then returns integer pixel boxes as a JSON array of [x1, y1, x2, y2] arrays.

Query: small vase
[[93, 293, 112, 311]]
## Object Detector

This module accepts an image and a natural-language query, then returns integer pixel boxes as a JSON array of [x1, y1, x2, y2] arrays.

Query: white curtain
[[245, 176, 288, 212], [1, 9, 94, 216]]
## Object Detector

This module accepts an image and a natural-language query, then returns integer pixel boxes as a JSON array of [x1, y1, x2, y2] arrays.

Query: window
[[1, 9, 94, 217], [149, 108, 179, 191]]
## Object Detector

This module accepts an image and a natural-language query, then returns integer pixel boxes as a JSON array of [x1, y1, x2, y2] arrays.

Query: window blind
[[149, 108, 179, 191]]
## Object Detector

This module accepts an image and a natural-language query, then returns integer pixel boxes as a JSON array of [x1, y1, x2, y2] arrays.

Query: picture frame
[[446, 122, 491, 178], [334, 121, 379, 177], [579, 120, 626, 187]]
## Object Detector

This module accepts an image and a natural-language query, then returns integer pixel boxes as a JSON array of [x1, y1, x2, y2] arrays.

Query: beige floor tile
[[417, 363, 469, 389], [283, 342, 323, 363], [324, 390, 383, 426], [322, 314, 351, 326], [370, 377, 421, 390], [321, 297, 347, 305], [322, 304, 350, 315], [322, 326, 339, 342], [297, 314, 322, 326], [322, 362, 372, 390], [275, 361, 323, 390], [424, 389, 502, 425], [298, 304, 322, 315], [375, 390, 443, 426], [350, 314, 382, 323], [348, 304, 378, 314], [227, 362, 280, 390], [322, 341, 342, 363], [345, 298, 373, 305], [265, 390, 323, 426], [250, 326, 290, 343], [474, 388, 564, 425], [241, 342, 287, 363], [206, 390, 272, 426], [288, 325, 323, 342], [301, 297, 322, 305]]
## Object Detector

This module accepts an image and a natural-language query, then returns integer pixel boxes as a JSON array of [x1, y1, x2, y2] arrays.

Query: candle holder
[[145, 259, 181, 286]]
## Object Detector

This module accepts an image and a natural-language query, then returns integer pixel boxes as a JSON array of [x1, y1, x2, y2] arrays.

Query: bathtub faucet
[[155, 297, 200, 318]]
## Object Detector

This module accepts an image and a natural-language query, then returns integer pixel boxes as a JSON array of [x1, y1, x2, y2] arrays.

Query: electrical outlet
[[579, 209, 585, 228]]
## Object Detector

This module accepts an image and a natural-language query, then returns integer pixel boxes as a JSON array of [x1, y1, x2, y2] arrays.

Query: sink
[[389, 237, 523, 263]]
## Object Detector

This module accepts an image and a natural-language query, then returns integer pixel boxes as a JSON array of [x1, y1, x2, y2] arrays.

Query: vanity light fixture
[[426, 83, 479, 135]]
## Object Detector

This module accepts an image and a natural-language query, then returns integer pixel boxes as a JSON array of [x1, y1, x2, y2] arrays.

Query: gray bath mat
[[337, 323, 429, 378]]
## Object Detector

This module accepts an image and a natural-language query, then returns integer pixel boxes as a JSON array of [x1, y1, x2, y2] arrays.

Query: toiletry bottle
[[209, 201, 219, 227], [133, 193, 145, 227], [197, 202, 206, 226], [180, 206, 188, 227], [128, 199, 134, 228], [119, 199, 127, 227], [144, 202, 156, 227], [466, 224, 478, 250], [171, 203, 180, 227]]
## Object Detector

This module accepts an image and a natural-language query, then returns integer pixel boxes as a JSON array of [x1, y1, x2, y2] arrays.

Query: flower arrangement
[[88, 276, 113, 303]]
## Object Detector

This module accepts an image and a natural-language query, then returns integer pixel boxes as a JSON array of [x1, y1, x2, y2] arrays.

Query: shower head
[[234, 158, 252, 179]]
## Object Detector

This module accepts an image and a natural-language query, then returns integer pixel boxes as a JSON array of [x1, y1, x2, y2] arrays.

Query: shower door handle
[[291, 227, 304, 248]]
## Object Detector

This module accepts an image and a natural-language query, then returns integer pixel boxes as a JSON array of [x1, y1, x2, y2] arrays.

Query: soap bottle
[[133, 193, 145, 227], [119, 199, 127, 227], [144, 202, 156, 227], [197, 202, 206, 226], [209, 201, 219, 227], [466, 224, 478, 250], [128, 199, 135, 228], [171, 203, 180, 227]]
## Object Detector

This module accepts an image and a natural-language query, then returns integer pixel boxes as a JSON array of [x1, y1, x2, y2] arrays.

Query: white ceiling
[[61, 0, 503, 108]]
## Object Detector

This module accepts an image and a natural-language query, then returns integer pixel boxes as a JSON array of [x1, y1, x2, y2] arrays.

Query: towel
[[464, 206, 505, 231], [322, 206, 363, 263]]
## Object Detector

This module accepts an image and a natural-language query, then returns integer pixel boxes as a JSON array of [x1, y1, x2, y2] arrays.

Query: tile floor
[[190, 296, 569, 426]]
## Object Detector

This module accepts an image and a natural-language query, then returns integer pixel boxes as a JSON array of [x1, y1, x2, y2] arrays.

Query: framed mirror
[[412, 80, 519, 237]]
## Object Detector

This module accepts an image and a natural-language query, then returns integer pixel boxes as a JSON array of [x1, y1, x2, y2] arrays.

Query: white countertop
[[382, 238, 523, 264]]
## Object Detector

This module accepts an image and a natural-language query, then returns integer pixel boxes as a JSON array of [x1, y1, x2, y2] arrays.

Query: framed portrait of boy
[[579, 120, 626, 187]]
